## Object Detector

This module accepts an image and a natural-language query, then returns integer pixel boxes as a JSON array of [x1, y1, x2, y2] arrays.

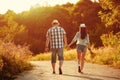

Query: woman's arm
[[86, 34, 91, 50], [68, 32, 78, 47], [68, 40, 75, 46]]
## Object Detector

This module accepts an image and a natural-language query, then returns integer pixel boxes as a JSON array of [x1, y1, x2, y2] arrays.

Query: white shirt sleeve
[[72, 32, 79, 42]]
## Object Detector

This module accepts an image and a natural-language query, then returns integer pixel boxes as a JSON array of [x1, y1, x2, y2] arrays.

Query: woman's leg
[[80, 52, 86, 71], [77, 52, 81, 65], [77, 52, 81, 72]]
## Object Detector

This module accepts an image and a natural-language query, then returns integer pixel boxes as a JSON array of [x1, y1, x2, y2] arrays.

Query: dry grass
[[32, 49, 77, 61], [0, 41, 32, 79], [86, 46, 120, 68], [32, 46, 120, 69]]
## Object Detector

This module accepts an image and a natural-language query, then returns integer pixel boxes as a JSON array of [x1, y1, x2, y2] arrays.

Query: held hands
[[88, 47, 91, 51], [65, 44, 71, 50], [45, 47, 49, 52]]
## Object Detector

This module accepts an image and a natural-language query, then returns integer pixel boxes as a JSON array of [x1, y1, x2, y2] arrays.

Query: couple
[[45, 19, 90, 74]]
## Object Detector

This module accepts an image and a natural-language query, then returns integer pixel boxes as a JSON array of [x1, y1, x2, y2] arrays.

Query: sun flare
[[0, 0, 79, 14]]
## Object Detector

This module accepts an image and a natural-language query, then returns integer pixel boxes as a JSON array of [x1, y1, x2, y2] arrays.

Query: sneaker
[[59, 68, 62, 75], [53, 71, 55, 74], [78, 66, 81, 73], [80, 71, 83, 74]]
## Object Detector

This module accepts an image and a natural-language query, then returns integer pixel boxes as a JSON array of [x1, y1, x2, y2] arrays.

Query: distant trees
[[0, 0, 119, 54], [99, 0, 120, 33], [99, 0, 120, 28], [15, 6, 73, 54], [72, 0, 105, 46], [0, 10, 25, 42], [99, 0, 120, 48]]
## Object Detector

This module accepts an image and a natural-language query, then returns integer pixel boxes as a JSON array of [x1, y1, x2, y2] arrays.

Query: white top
[[72, 32, 90, 46]]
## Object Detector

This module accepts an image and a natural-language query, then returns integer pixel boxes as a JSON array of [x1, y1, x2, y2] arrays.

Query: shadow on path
[[84, 73, 120, 80], [62, 74, 102, 80], [62, 73, 120, 80]]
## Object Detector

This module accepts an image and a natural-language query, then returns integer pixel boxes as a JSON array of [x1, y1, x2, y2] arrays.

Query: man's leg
[[58, 48, 63, 74], [59, 60, 63, 68], [51, 49, 57, 74], [52, 63, 55, 73]]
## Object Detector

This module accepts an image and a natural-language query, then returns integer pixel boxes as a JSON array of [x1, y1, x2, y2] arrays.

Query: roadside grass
[[32, 46, 120, 69], [0, 41, 32, 79]]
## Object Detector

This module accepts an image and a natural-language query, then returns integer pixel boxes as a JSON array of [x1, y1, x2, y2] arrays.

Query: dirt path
[[15, 61, 120, 80]]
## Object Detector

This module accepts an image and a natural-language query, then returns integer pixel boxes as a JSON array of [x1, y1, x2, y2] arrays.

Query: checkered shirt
[[46, 26, 66, 49]]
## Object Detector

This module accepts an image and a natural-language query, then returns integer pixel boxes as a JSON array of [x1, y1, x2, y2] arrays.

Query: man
[[45, 19, 67, 74]]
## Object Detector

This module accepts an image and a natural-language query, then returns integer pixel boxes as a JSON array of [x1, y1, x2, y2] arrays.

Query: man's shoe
[[78, 66, 81, 73], [59, 68, 62, 75], [53, 71, 55, 74]]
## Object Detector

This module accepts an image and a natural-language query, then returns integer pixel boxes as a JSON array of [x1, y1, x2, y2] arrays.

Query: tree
[[99, 0, 120, 28], [72, 0, 105, 46], [15, 6, 73, 54], [0, 10, 25, 42]]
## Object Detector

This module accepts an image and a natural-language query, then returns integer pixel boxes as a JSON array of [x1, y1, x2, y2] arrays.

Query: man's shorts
[[51, 48, 63, 63], [76, 44, 87, 53]]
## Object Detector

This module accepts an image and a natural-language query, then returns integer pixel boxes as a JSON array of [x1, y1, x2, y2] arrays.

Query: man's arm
[[45, 37, 50, 52], [63, 34, 67, 47]]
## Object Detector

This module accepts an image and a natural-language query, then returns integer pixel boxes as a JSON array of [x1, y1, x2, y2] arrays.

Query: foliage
[[0, 10, 25, 42], [72, 0, 106, 47], [14, 0, 106, 54], [100, 32, 120, 47], [99, 0, 120, 28], [0, 0, 119, 54], [32, 49, 77, 61], [32, 52, 51, 61], [0, 41, 32, 79], [85, 46, 120, 68], [15, 6, 73, 54], [33, 46, 120, 69]]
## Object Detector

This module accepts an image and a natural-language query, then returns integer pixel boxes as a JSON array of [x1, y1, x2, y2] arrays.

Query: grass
[[32, 46, 120, 69], [32, 49, 77, 61]]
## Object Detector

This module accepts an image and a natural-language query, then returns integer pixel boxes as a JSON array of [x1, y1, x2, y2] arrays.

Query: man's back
[[46, 26, 66, 48]]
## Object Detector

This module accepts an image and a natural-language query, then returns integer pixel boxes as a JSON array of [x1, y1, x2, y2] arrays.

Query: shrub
[[85, 46, 120, 69], [100, 32, 120, 47], [0, 41, 32, 79]]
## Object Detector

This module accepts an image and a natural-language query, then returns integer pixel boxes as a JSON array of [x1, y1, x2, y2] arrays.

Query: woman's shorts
[[76, 44, 87, 53]]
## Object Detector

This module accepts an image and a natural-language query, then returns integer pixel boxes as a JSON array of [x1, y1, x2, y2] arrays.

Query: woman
[[68, 23, 90, 73]]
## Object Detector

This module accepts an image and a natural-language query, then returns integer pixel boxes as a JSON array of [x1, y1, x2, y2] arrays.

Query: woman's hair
[[80, 27, 87, 39]]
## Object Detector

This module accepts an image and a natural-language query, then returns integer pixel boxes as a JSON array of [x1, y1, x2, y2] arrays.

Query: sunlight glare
[[0, 0, 79, 14]]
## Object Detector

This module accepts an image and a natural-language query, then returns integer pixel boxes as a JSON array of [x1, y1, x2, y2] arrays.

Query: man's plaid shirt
[[46, 26, 66, 49]]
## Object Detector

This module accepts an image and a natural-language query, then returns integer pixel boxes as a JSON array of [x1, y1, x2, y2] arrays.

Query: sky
[[0, 0, 79, 14]]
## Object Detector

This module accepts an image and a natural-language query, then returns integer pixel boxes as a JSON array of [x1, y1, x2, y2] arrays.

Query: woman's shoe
[[78, 66, 81, 73]]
